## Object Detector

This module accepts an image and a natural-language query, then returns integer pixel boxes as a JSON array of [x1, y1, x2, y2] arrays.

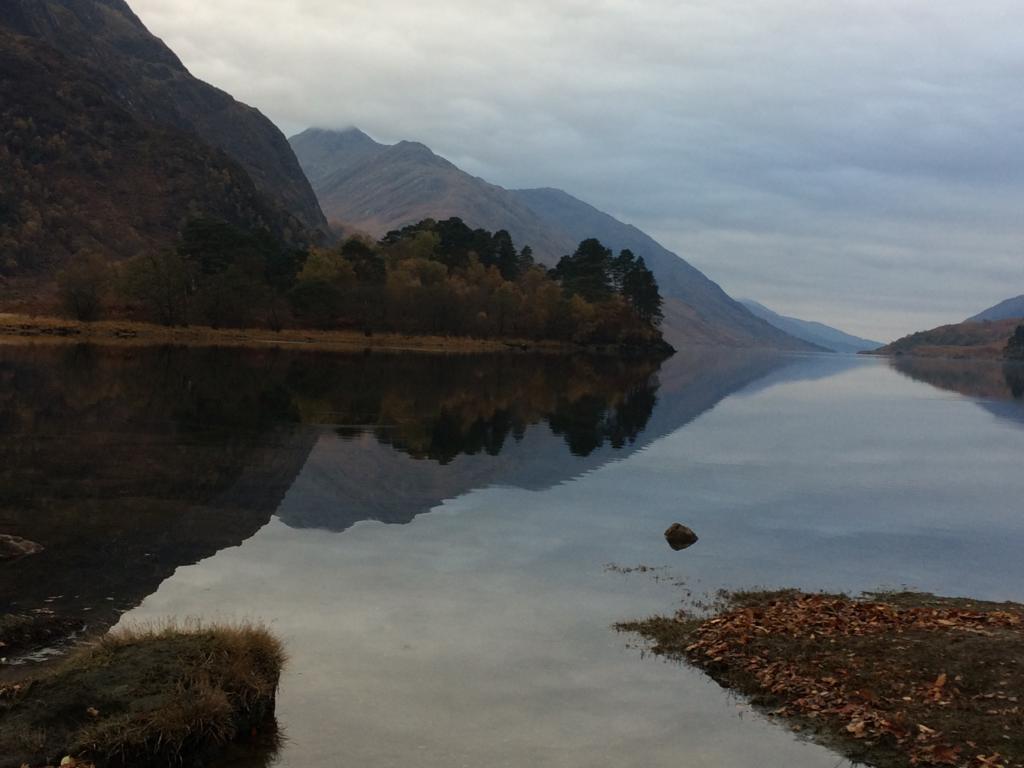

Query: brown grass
[[0, 312, 588, 355], [619, 590, 1024, 768], [0, 621, 285, 768]]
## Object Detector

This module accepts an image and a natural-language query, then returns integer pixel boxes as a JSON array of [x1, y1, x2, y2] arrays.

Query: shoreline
[[860, 348, 1011, 362], [0, 623, 284, 768], [0, 313, 670, 356], [620, 589, 1024, 768]]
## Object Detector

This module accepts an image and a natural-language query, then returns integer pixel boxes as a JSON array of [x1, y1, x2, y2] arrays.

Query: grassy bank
[[0, 312, 673, 356], [619, 590, 1024, 768], [0, 622, 284, 768], [0, 312, 566, 354]]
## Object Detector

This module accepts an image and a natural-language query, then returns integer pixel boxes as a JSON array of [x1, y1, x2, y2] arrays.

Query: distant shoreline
[[859, 347, 1007, 361], [0, 313, 670, 356], [862, 317, 1021, 361]]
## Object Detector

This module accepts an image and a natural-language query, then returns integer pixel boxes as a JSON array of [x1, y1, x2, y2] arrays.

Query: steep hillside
[[291, 128, 812, 350], [0, 0, 326, 238], [290, 128, 575, 259], [0, 28, 305, 275], [513, 188, 813, 349], [740, 299, 880, 352], [870, 319, 1021, 359], [968, 295, 1024, 323]]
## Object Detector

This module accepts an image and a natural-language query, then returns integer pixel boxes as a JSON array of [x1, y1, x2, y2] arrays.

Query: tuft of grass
[[0, 620, 285, 768]]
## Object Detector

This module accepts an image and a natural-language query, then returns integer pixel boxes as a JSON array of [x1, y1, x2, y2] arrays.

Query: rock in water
[[0, 534, 44, 560], [664, 523, 698, 551]]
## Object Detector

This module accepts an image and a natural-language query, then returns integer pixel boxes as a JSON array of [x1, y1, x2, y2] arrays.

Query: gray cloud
[[133, 0, 1024, 341]]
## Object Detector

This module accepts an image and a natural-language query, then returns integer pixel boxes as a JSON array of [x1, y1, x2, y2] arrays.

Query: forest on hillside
[[56, 216, 669, 350], [874, 318, 1022, 360], [0, 30, 311, 275]]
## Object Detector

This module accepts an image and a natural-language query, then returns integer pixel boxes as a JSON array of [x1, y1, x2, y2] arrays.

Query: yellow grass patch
[[0, 620, 284, 768]]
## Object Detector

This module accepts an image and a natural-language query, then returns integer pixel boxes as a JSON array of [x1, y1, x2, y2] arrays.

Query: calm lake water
[[3, 344, 1024, 766]]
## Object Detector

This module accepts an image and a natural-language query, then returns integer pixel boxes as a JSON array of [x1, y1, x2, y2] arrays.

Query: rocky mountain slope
[[290, 127, 812, 350], [0, 29, 308, 275], [740, 299, 880, 353], [0, 0, 326, 277], [3, 0, 325, 232], [289, 128, 574, 259]]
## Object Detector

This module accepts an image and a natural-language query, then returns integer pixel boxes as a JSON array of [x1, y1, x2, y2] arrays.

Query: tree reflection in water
[[0, 344, 662, 654]]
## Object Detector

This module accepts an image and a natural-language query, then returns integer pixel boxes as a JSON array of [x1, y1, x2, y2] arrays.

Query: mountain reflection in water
[[889, 357, 1024, 427], [0, 344, 795, 649]]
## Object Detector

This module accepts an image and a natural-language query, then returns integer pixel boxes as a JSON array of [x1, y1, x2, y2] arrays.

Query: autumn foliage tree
[[121, 250, 192, 326], [56, 251, 111, 321], [115, 215, 668, 350]]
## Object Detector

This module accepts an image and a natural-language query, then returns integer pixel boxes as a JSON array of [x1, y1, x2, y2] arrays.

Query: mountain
[[967, 295, 1024, 323], [869, 319, 1021, 359], [0, 0, 326, 276], [0, 29, 310, 275], [3, 0, 326, 233], [290, 127, 813, 351], [739, 299, 880, 353], [288, 128, 575, 259], [868, 294, 1024, 359], [511, 187, 812, 350]]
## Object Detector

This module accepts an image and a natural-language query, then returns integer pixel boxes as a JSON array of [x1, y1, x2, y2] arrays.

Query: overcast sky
[[132, 0, 1024, 341]]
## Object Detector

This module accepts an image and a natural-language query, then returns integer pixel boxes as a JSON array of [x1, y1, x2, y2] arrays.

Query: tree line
[[57, 217, 667, 348]]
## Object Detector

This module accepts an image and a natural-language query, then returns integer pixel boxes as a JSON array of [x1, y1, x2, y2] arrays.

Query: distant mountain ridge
[[740, 299, 881, 353], [289, 128, 575, 260], [968, 295, 1024, 323], [290, 127, 814, 351]]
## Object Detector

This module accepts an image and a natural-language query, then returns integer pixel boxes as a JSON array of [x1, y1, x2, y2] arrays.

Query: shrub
[[57, 252, 111, 321]]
